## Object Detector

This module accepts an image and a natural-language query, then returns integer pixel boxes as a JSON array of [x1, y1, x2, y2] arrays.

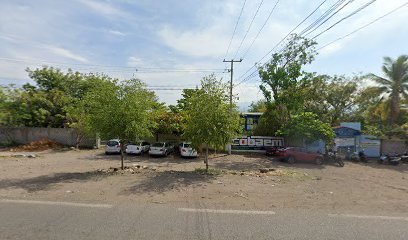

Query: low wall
[[381, 139, 407, 155], [0, 127, 96, 147]]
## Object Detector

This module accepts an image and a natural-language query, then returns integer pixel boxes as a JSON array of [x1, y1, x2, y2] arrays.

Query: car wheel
[[287, 156, 295, 164], [315, 156, 324, 165], [105, 152, 109, 155]]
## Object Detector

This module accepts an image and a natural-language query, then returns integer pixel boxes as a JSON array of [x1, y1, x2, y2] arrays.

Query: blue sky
[[0, 0, 407, 109]]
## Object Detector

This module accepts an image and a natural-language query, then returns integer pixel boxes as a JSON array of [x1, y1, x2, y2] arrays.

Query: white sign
[[335, 138, 355, 147]]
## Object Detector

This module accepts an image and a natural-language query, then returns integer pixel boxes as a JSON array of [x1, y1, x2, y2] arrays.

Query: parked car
[[276, 147, 324, 165], [126, 141, 150, 155], [105, 139, 121, 155], [179, 142, 198, 158], [265, 146, 285, 156], [149, 142, 174, 156]]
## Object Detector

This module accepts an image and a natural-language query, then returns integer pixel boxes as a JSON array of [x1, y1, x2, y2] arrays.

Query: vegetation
[[183, 74, 240, 171], [277, 112, 335, 144], [79, 78, 158, 169], [367, 55, 408, 126], [0, 43, 407, 157]]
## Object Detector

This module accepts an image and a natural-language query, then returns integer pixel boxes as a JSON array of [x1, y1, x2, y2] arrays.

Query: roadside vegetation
[[0, 34, 407, 170]]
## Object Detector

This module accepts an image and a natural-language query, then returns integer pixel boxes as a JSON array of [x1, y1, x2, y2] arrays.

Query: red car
[[265, 146, 285, 156], [276, 147, 324, 165]]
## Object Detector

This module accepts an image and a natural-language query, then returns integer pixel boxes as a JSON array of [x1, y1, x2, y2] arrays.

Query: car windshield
[[107, 141, 119, 146], [152, 142, 164, 147], [183, 143, 191, 148]]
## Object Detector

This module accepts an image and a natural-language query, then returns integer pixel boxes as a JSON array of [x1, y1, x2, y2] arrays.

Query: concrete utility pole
[[223, 59, 242, 155]]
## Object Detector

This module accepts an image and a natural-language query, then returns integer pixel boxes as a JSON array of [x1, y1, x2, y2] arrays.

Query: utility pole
[[223, 58, 242, 155]]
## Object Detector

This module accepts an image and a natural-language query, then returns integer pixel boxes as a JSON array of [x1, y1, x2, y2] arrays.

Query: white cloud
[[107, 29, 126, 36], [158, 25, 229, 58], [77, 0, 125, 16], [46, 46, 89, 63]]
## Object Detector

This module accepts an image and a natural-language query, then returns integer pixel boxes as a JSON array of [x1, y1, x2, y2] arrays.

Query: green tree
[[81, 78, 158, 169], [368, 55, 408, 126], [183, 74, 240, 171], [303, 75, 359, 125], [151, 109, 184, 141], [258, 34, 317, 112], [248, 99, 267, 112], [277, 112, 335, 144], [256, 34, 317, 135]]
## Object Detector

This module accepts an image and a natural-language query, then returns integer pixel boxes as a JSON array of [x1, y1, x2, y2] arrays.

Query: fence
[[0, 127, 96, 148]]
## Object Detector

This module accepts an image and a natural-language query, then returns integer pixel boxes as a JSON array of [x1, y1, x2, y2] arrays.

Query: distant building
[[240, 112, 262, 133], [333, 123, 380, 157]]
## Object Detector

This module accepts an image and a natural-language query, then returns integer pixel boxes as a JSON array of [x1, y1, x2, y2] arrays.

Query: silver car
[[126, 141, 150, 155], [149, 142, 173, 156], [105, 139, 121, 154]]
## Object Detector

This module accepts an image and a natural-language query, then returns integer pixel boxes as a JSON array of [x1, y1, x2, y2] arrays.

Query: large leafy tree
[[277, 112, 335, 144], [6, 67, 89, 128], [81, 78, 158, 169], [368, 55, 408, 126], [247, 99, 267, 113], [259, 34, 317, 110], [303, 75, 360, 125], [256, 34, 317, 135], [183, 74, 240, 171]]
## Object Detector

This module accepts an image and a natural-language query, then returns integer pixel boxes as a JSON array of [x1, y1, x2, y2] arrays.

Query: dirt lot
[[0, 148, 407, 215]]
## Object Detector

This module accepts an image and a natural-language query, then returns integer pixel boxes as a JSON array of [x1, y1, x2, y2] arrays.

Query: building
[[333, 122, 380, 157]]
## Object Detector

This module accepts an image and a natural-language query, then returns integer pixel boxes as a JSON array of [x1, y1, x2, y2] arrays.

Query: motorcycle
[[349, 150, 367, 163], [400, 152, 408, 163], [324, 151, 344, 167], [378, 154, 401, 166]]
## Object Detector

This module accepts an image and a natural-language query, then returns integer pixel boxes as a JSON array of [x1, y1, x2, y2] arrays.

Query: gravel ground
[[0, 149, 407, 215]]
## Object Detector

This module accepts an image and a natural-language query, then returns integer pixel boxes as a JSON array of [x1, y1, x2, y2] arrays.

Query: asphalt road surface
[[0, 199, 407, 240]]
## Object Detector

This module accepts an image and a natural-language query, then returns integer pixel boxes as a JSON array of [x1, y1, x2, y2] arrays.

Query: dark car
[[276, 147, 324, 165], [265, 146, 285, 156]]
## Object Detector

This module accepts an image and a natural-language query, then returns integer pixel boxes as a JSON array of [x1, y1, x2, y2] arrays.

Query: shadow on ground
[[81, 152, 200, 164], [0, 171, 109, 192], [122, 170, 216, 195], [213, 156, 327, 171], [343, 160, 408, 173]]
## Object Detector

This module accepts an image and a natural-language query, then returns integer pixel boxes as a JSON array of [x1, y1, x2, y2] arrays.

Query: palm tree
[[368, 55, 408, 125]]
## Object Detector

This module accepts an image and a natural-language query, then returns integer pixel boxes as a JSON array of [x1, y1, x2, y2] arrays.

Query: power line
[[224, 0, 247, 60], [236, 0, 329, 85], [240, 0, 280, 59], [237, 0, 329, 82], [237, 0, 362, 86], [232, 0, 264, 59], [318, 1, 408, 50], [0, 57, 225, 73], [312, 0, 377, 39], [299, 0, 347, 36]]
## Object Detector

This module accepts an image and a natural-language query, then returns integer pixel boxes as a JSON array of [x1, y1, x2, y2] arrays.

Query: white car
[[105, 139, 121, 154], [149, 142, 173, 156], [179, 142, 198, 158], [126, 141, 150, 155]]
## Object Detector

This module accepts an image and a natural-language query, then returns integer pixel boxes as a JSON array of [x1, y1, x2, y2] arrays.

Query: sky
[[0, 0, 407, 110]]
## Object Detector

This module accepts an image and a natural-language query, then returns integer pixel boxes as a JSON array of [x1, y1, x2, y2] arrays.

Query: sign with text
[[232, 136, 284, 151]]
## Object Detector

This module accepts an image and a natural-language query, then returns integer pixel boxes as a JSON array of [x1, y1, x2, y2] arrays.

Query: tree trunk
[[205, 146, 209, 172], [121, 143, 125, 170], [389, 93, 400, 126]]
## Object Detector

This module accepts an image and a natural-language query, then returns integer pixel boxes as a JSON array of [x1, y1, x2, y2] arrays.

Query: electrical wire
[[236, 0, 329, 85], [318, 1, 408, 50], [232, 0, 264, 59], [223, 0, 247, 60], [312, 0, 377, 39], [299, 0, 347, 36], [0, 57, 225, 73], [239, 0, 280, 59]]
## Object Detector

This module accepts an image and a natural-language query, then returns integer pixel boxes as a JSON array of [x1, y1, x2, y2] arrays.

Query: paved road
[[0, 199, 407, 240]]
